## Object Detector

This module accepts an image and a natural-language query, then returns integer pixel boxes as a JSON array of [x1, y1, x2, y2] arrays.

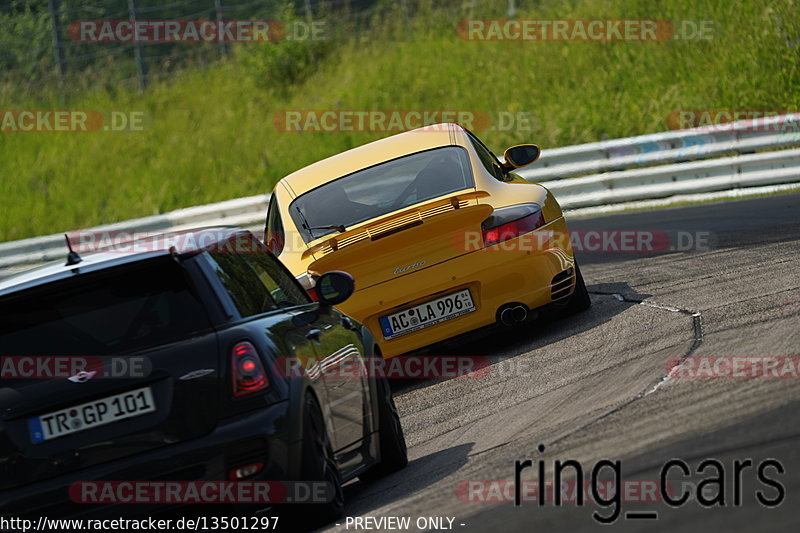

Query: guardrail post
[[47, 0, 66, 85], [127, 0, 147, 91], [214, 0, 229, 56], [304, 0, 316, 62]]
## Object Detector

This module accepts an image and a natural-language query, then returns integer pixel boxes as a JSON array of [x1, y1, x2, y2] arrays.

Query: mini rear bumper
[[341, 217, 576, 357], [1, 401, 292, 519]]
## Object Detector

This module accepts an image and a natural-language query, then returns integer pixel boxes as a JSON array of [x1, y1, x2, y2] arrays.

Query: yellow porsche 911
[[264, 123, 590, 358]]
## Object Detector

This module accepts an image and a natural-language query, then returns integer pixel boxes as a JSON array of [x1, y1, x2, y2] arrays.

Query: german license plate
[[28, 387, 156, 443], [379, 289, 475, 340]]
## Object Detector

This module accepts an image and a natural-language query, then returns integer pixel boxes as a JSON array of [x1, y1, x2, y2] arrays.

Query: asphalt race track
[[324, 193, 800, 532]]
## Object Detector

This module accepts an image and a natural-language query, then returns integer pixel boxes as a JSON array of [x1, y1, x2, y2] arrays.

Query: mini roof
[[0, 227, 251, 297]]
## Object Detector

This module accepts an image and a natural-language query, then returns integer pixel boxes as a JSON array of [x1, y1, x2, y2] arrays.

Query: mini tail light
[[231, 341, 269, 397], [482, 204, 545, 247]]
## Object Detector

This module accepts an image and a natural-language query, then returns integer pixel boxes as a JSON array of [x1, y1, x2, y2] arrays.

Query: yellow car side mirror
[[502, 144, 541, 172]]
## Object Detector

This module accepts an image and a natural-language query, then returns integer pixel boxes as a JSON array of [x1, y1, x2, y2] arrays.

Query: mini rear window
[[0, 257, 211, 356]]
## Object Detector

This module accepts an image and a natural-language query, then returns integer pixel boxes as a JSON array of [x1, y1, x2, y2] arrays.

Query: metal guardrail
[[529, 146, 800, 209], [0, 195, 269, 269], [2, 114, 799, 274], [521, 113, 800, 180]]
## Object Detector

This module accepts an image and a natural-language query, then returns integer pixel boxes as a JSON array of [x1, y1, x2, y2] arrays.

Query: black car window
[[205, 250, 277, 317], [238, 236, 310, 308], [466, 130, 504, 180], [265, 194, 285, 255], [0, 257, 211, 356], [289, 146, 474, 243]]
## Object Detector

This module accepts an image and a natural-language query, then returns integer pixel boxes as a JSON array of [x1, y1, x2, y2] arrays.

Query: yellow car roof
[[279, 123, 463, 197]]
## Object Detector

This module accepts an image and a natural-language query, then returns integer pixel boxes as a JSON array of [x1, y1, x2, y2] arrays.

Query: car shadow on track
[[336, 442, 474, 520], [387, 283, 652, 397]]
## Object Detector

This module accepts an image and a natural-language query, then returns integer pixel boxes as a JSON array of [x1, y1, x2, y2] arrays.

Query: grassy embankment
[[1, 0, 798, 241]]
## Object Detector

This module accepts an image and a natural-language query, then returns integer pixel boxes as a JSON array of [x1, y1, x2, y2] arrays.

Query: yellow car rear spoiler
[[300, 190, 491, 261]]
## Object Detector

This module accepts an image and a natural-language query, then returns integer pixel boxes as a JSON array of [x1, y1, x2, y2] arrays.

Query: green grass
[[1, 0, 798, 241]]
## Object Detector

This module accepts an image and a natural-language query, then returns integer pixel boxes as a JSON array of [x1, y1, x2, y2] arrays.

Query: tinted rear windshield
[[290, 146, 474, 242], [0, 257, 211, 356]]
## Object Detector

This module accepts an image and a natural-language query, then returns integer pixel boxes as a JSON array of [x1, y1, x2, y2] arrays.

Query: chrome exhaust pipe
[[499, 304, 530, 326], [500, 308, 516, 327]]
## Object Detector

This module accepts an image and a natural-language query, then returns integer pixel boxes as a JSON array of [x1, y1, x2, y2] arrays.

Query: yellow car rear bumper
[[337, 217, 576, 357]]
